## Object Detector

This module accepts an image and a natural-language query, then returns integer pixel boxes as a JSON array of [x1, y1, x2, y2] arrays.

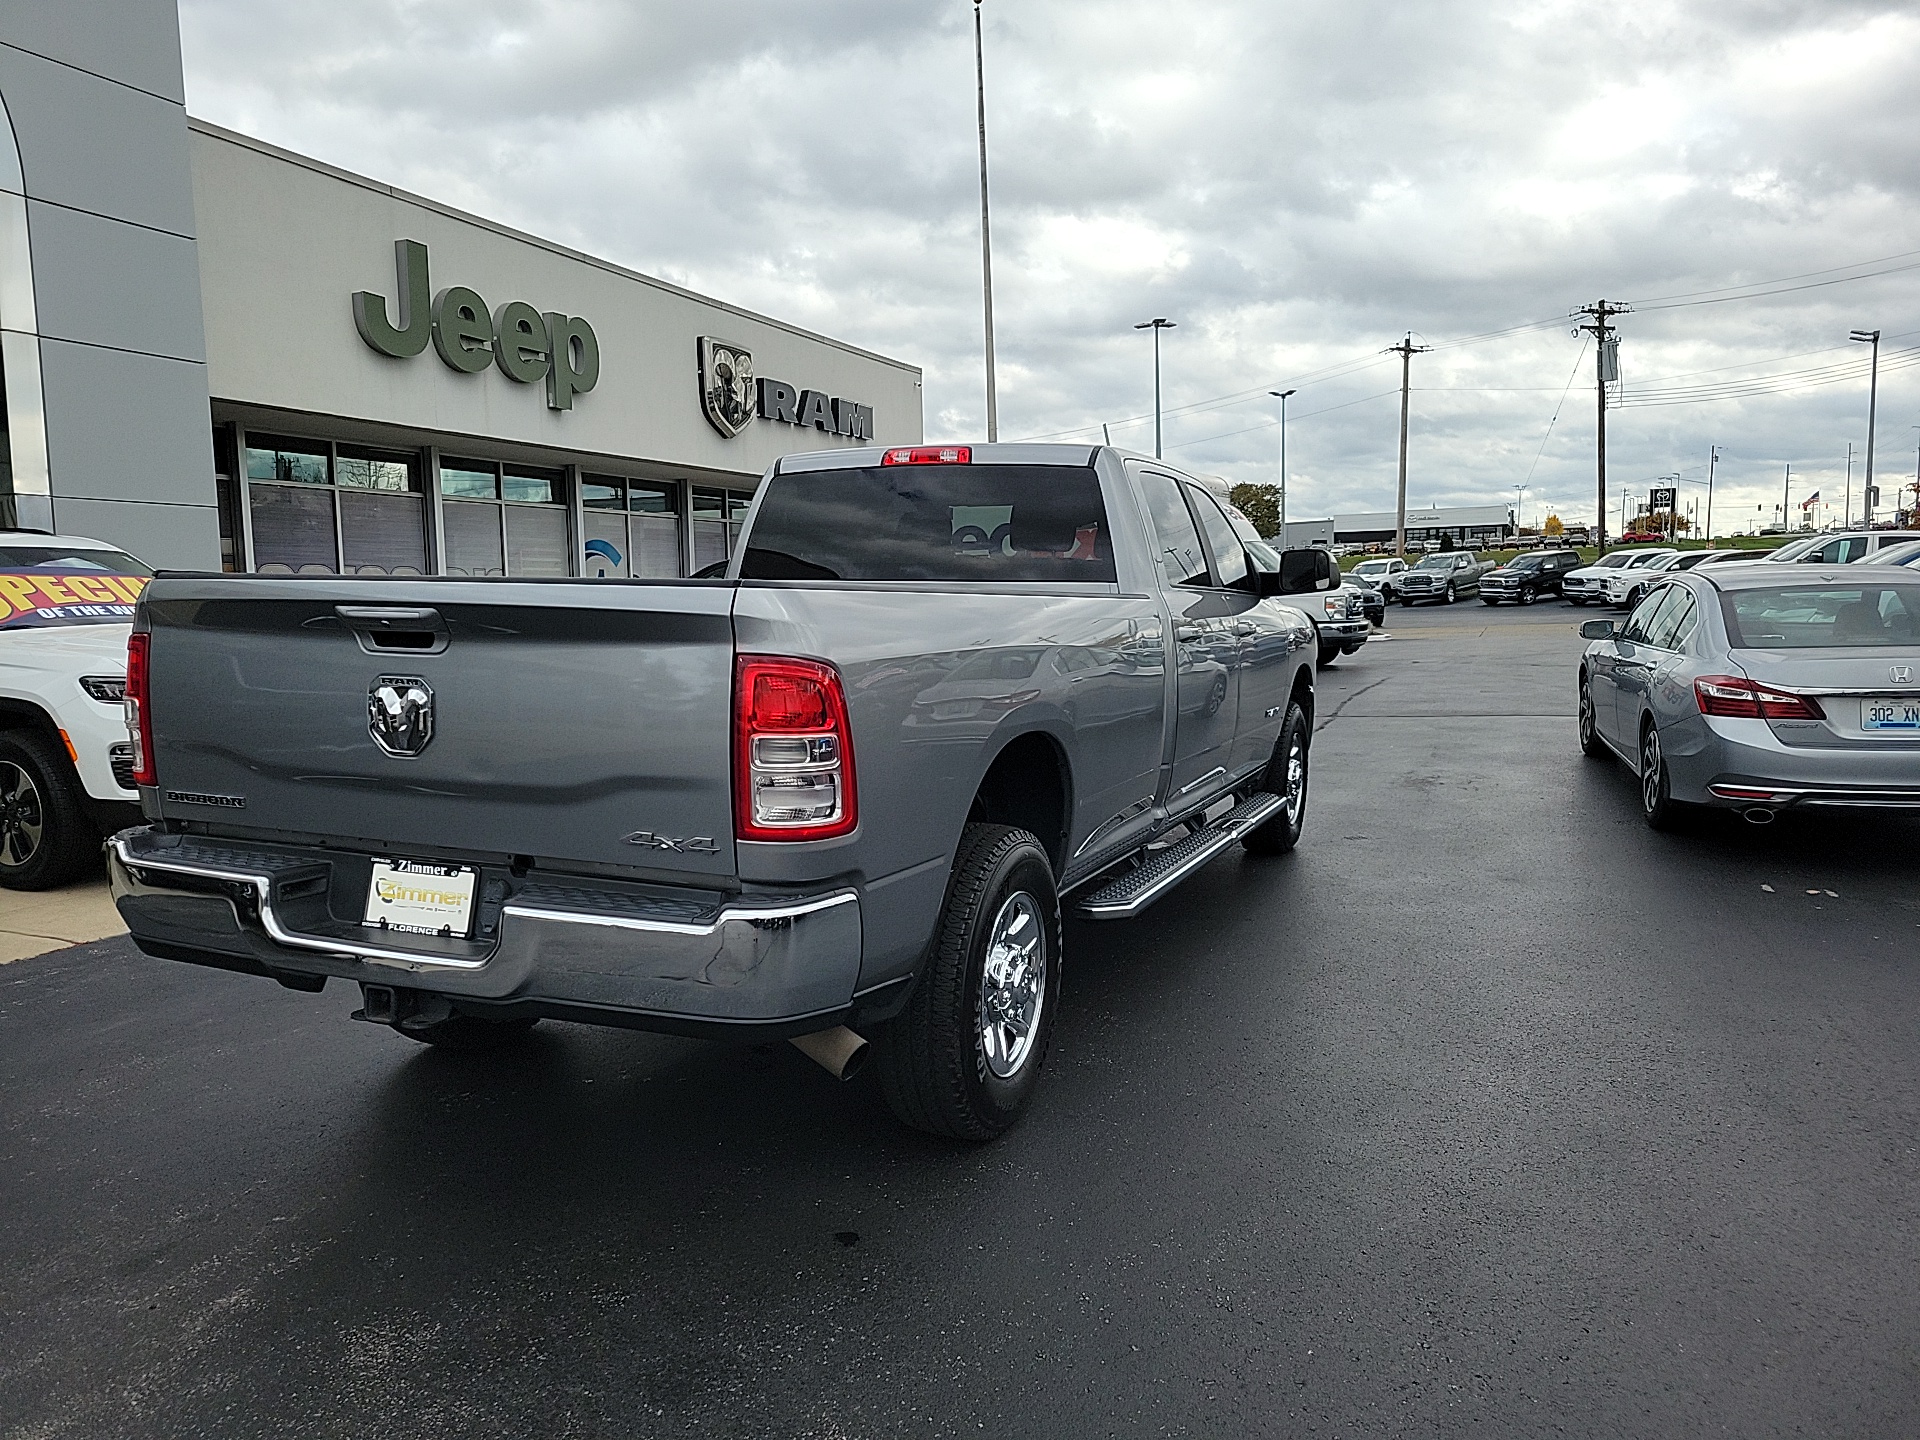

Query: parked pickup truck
[[111, 444, 1337, 1140], [1396, 550, 1495, 605]]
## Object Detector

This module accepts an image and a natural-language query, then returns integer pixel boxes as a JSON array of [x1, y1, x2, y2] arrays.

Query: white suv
[[0, 530, 150, 888]]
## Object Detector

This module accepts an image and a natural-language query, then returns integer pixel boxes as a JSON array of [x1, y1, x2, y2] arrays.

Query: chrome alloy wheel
[[1578, 681, 1597, 747], [1284, 726, 1308, 825], [0, 761, 45, 870], [978, 891, 1046, 1081], [1641, 726, 1664, 814]]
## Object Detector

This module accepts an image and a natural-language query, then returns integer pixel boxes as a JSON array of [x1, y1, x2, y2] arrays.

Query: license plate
[[363, 859, 478, 937], [1862, 699, 1920, 732]]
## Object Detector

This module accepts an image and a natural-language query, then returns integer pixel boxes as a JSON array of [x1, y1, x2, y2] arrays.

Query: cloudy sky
[[178, 0, 1920, 535]]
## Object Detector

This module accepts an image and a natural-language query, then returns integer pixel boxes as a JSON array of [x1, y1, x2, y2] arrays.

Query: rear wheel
[[1243, 702, 1310, 856], [876, 824, 1059, 1141], [0, 731, 99, 891], [1639, 721, 1686, 830]]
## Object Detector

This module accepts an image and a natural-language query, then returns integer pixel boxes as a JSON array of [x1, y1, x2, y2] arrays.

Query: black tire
[[0, 730, 100, 891], [1243, 702, 1310, 855], [1316, 642, 1341, 668], [1578, 672, 1607, 758], [1398, 595, 1412, 608], [1569, 597, 1589, 607], [1518, 587, 1535, 606], [1639, 720, 1687, 831], [1481, 598, 1499, 607], [1340, 641, 1364, 655], [395, 1014, 541, 1050], [875, 824, 1060, 1141]]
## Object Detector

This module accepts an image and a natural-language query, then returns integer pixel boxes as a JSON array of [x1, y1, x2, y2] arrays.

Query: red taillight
[[1693, 673, 1825, 721], [125, 631, 156, 786], [881, 446, 971, 466], [734, 656, 856, 841]]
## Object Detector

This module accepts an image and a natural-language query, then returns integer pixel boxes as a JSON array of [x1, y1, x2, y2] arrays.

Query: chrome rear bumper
[[108, 828, 864, 1029]]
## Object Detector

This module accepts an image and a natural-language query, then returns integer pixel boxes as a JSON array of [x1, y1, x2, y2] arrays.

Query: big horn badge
[[698, 337, 756, 438]]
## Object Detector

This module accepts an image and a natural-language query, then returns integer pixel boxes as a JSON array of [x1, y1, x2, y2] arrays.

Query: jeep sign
[[353, 240, 600, 411]]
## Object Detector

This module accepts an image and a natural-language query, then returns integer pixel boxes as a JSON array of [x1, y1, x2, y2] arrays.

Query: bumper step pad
[[1072, 792, 1287, 921]]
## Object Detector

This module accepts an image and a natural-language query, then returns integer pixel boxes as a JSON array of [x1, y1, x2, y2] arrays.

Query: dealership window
[[245, 434, 426, 575], [440, 458, 570, 577], [582, 475, 682, 578], [691, 486, 753, 572]]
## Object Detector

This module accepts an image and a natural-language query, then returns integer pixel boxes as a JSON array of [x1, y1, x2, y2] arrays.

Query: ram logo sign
[[695, 336, 874, 442]]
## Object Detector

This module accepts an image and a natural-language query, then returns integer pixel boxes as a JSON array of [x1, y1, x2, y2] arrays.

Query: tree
[[1542, 514, 1564, 537], [1228, 483, 1280, 539]]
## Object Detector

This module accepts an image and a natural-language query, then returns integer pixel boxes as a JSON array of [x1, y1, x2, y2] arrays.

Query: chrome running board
[[1071, 792, 1287, 921]]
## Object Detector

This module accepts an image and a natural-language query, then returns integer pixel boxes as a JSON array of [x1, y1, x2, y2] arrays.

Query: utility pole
[[1850, 329, 1880, 526], [1706, 445, 1719, 542], [972, 0, 998, 442], [1782, 463, 1791, 531], [1575, 300, 1628, 555], [1135, 318, 1176, 458], [1269, 389, 1296, 542], [1844, 441, 1853, 529], [1386, 334, 1430, 557]]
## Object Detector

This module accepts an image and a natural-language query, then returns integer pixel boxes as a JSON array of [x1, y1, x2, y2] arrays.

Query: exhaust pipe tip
[[1743, 807, 1776, 825], [790, 1025, 870, 1082]]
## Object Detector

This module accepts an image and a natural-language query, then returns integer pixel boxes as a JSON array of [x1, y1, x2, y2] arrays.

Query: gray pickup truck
[[111, 444, 1335, 1139]]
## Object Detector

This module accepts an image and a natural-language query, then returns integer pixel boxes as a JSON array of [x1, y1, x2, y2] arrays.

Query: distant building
[[1280, 505, 1514, 550]]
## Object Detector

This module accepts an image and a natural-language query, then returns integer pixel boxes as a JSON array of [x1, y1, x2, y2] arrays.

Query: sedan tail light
[[1693, 673, 1826, 721], [124, 631, 156, 785], [735, 656, 857, 841]]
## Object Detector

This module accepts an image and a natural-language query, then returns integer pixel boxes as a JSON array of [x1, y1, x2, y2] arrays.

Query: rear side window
[[738, 465, 1115, 583], [1721, 584, 1920, 648], [1136, 471, 1210, 587]]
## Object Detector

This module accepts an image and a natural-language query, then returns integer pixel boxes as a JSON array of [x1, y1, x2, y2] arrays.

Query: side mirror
[[1276, 547, 1337, 594], [1579, 619, 1617, 640]]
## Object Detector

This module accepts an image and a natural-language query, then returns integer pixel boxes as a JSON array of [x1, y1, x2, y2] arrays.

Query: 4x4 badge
[[623, 831, 720, 854]]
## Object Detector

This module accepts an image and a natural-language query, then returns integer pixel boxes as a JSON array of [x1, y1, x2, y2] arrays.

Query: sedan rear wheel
[[1639, 722, 1685, 830]]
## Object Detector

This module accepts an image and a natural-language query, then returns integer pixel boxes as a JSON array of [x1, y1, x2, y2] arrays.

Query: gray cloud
[[179, 0, 1920, 532]]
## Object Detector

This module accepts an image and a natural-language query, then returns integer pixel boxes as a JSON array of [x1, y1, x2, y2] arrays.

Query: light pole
[[972, 0, 998, 442], [1135, 318, 1175, 458], [1706, 445, 1718, 542], [1851, 328, 1880, 526], [1269, 388, 1295, 541], [1512, 484, 1527, 541]]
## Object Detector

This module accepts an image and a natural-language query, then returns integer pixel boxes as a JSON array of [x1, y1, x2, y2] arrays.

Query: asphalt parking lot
[[4, 601, 1918, 1439]]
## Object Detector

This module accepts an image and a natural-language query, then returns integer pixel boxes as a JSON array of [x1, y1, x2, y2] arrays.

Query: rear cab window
[[0, 544, 153, 630], [738, 464, 1116, 583]]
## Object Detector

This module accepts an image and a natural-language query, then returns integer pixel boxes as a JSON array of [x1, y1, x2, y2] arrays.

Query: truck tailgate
[[142, 578, 737, 880]]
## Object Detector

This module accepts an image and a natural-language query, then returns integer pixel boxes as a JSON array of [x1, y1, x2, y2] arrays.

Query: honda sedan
[[1576, 567, 1920, 828]]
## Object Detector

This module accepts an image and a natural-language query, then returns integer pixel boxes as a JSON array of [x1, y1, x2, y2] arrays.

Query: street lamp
[[1135, 318, 1176, 458], [972, 0, 998, 442], [1269, 388, 1295, 541], [1850, 328, 1880, 525]]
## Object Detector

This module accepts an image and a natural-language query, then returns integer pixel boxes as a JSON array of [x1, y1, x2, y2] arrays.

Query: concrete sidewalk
[[1, 877, 126, 963]]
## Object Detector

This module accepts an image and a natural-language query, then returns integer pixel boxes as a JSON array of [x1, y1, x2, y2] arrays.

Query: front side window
[[740, 464, 1116, 583], [1721, 584, 1920, 648], [1620, 585, 1673, 644], [1643, 588, 1695, 649]]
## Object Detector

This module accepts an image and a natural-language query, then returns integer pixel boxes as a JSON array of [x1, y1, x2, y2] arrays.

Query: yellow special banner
[[0, 570, 149, 629]]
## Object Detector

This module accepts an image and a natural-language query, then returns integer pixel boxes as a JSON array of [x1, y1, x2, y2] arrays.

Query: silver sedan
[[1576, 566, 1920, 828]]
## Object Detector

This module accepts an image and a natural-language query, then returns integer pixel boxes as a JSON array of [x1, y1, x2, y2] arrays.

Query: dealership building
[[1276, 504, 1517, 550], [0, 3, 923, 575]]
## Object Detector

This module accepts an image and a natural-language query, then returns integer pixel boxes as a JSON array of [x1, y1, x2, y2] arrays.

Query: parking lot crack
[[1316, 675, 1395, 732]]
